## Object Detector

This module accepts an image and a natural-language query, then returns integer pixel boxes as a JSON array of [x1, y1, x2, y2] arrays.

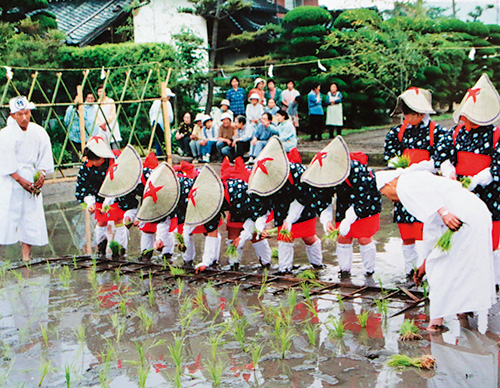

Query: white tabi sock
[[114, 225, 129, 250], [278, 241, 294, 272], [359, 242, 376, 273], [252, 240, 272, 265], [402, 244, 419, 275], [95, 225, 107, 246], [183, 238, 196, 263], [494, 250, 500, 285], [200, 236, 220, 267], [140, 232, 155, 252], [226, 239, 242, 265], [305, 239, 323, 266], [336, 243, 353, 272], [161, 232, 175, 255]]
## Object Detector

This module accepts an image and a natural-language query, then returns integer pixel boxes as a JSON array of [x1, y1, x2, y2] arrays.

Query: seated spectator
[[190, 112, 204, 163], [265, 79, 282, 108], [216, 112, 236, 161], [200, 115, 218, 163], [175, 112, 193, 156], [275, 109, 297, 152], [247, 112, 279, 164], [211, 99, 234, 133], [246, 93, 264, 131], [264, 98, 279, 122], [248, 77, 266, 105], [233, 115, 254, 160]]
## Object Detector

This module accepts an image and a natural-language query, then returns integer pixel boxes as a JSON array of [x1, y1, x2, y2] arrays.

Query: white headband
[[10, 96, 35, 114], [375, 170, 403, 191]]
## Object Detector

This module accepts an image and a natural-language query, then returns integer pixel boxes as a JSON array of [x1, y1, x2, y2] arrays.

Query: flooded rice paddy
[[0, 198, 499, 387]]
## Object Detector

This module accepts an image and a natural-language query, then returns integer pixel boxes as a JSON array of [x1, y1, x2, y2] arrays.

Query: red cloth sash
[[335, 214, 380, 239], [456, 152, 492, 176], [277, 217, 316, 241], [397, 222, 423, 241], [94, 202, 124, 223]]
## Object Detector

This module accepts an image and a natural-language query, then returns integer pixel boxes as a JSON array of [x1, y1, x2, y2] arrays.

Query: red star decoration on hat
[[188, 187, 198, 206], [256, 157, 273, 175], [312, 151, 328, 167], [91, 135, 104, 144], [144, 181, 163, 203], [408, 87, 419, 95], [107, 161, 118, 180], [466, 87, 481, 103]]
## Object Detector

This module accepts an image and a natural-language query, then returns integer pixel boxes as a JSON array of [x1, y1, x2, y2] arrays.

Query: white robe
[[0, 118, 54, 246], [97, 96, 122, 143], [397, 171, 496, 320]]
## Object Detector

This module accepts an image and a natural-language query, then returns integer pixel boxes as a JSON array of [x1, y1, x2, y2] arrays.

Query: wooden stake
[[161, 68, 172, 165]]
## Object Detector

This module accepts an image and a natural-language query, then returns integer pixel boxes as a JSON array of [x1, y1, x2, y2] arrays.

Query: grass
[[375, 299, 389, 319], [357, 311, 369, 328], [399, 319, 423, 341], [327, 316, 345, 339]]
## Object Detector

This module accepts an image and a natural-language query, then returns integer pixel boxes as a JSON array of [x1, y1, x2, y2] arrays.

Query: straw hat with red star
[[301, 136, 351, 188], [85, 135, 115, 159], [99, 145, 143, 198], [136, 162, 180, 222], [453, 73, 500, 125], [391, 87, 435, 116]]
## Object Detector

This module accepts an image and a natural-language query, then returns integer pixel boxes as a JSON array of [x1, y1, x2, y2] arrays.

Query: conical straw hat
[[85, 135, 115, 159], [391, 87, 435, 116], [136, 163, 180, 223], [301, 136, 351, 188], [184, 165, 224, 227], [99, 145, 143, 198], [248, 136, 290, 196], [453, 73, 500, 125]]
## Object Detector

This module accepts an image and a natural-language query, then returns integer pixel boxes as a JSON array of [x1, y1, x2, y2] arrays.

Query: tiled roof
[[45, 0, 132, 46]]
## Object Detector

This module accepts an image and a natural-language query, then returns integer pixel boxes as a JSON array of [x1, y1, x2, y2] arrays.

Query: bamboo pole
[[77, 84, 92, 255], [161, 68, 172, 165]]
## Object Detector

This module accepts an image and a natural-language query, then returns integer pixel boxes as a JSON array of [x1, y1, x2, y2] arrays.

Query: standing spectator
[[308, 83, 325, 141], [326, 82, 343, 138], [200, 115, 218, 163], [265, 79, 282, 108], [275, 109, 297, 152], [211, 99, 234, 133], [97, 85, 122, 149], [190, 113, 204, 163], [264, 98, 279, 122], [246, 93, 264, 131], [247, 112, 279, 164], [0, 96, 54, 262], [175, 112, 194, 156], [64, 93, 98, 162], [233, 115, 254, 159], [149, 87, 175, 156], [226, 76, 246, 116], [216, 112, 236, 161], [288, 94, 302, 130], [249, 77, 266, 105], [281, 80, 300, 111]]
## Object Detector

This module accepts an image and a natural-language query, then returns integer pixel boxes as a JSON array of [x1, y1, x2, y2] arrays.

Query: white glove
[[284, 200, 305, 227], [440, 159, 456, 179], [406, 159, 437, 174], [469, 168, 493, 191], [339, 206, 358, 236], [124, 209, 138, 224], [254, 213, 269, 236], [83, 195, 96, 207], [388, 156, 399, 168], [319, 204, 334, 233], [103, 197, 115, 206]]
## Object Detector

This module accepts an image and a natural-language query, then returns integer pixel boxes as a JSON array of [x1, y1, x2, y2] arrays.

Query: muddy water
[[0, 199, 499, 387]]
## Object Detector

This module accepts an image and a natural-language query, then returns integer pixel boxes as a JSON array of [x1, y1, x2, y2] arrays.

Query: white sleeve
[[124, 208, 138, 222], [84, 195, 96, 206], [440, 159, 456, 179], [285, 200, 305, 226], [37, 127, 55, 174], [319, 204, 334, 233], [469, 167, 493, 191]]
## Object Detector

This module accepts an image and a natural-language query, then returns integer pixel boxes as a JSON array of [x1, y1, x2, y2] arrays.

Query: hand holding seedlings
[[439, 208, 462, 232]]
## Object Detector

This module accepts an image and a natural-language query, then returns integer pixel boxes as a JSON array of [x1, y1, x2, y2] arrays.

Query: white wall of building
[[320, 0, 395, 11]]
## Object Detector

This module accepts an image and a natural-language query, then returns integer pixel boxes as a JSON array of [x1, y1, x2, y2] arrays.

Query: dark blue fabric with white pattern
[[435, 124, 500, 220], [226, 178, 267, 223]]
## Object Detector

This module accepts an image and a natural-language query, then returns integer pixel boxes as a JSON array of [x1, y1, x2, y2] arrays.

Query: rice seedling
[[399, 319, 423, 341], [300, 282, 313, 302], [389, 154, 411, 168], [59, 266, 72, 288], [250, 342, 264, 368], [460, 176, 472, 189], [231, 308, 250, 352], [0, 261, 10, 281], [230, 283, 240, 308], [110, 313, 126, 342], [74, 324, 85, 345], [193, 288, 209, 315], [435, 228, 456, 252], [298, 269, 317, 280], [11, 270, 23, 283], [38, 360, 52, 387], [168, 333, 184, 387], [175, 278, 185, 299], [109, 240, 122, 257], [205, 358, 225, 387], [32, 170, 42, 196], [304, 300, 319, 318], [322, 229, 339, 242], [148, 272, 155, 306], [136, 341, 146, 368], [40, 323, 49, 347], [119, 297, 127, 316], [286, 288, 297, 315], [377, 276, 387, 294], [422, 281, 429, 298], [135, 305, 154, 332], [258, 269, 269, 298], [138, 366, 149, 388], [274, 324, 295, 359], [327, 316, 345, 339], [375, 299, 389, 319], [304, 322, 318, 347], [64, 364, 71, 388], [387, 354, 436, 370], [271, 247, 279, 259], [278, 228, 293, 241], [169, 264, 185, 276], [72, 256, 78, 269], [225, 244, 239, 259], [357, 311, 369, 328], [265, 227, 278, 237], [337, 293, 345, 311], [208, 328, 228, 361], [175, 232, 186, 252]]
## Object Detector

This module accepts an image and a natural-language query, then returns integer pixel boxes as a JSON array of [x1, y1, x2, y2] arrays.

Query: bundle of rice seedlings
[[435, 228, 456, 252], [298, 269, 317, 280], [387, 354, 436, 370], [460, 176, 472, 189], [265, 227, 278, 237], [175, 232, 186, 252], [390, 155, 411, 169], [322, 229, 339, 241], [109, 240, 122, 257], [226, 244, 239, 259], [32, 170, 42, 196], [399, 319, 423, 341], [271, 247, 279, 259], [101, 204, 111, 214]]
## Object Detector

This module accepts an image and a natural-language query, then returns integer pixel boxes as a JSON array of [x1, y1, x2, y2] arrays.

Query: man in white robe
[[0, 96, 54, 261], [377, 169, 496, 333]]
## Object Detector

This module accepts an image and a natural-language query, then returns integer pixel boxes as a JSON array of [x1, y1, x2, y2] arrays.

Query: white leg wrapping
[[140, 232, 155, 252], [183, 238, 196, 262], [305, 239, 323, 266], [359, 242, 376, 273], [161, 232, 175, 255], [114, 225, 129, 250], [278, 241, 294, 272], [215, 234, 222, 264], [494, 250, 500, 285], [200, 236, 220, 267], [252, 240, 272, 265], [336, 243, 353, 272], [95, 226, 107, 245], [402, 244, 419, 274]]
